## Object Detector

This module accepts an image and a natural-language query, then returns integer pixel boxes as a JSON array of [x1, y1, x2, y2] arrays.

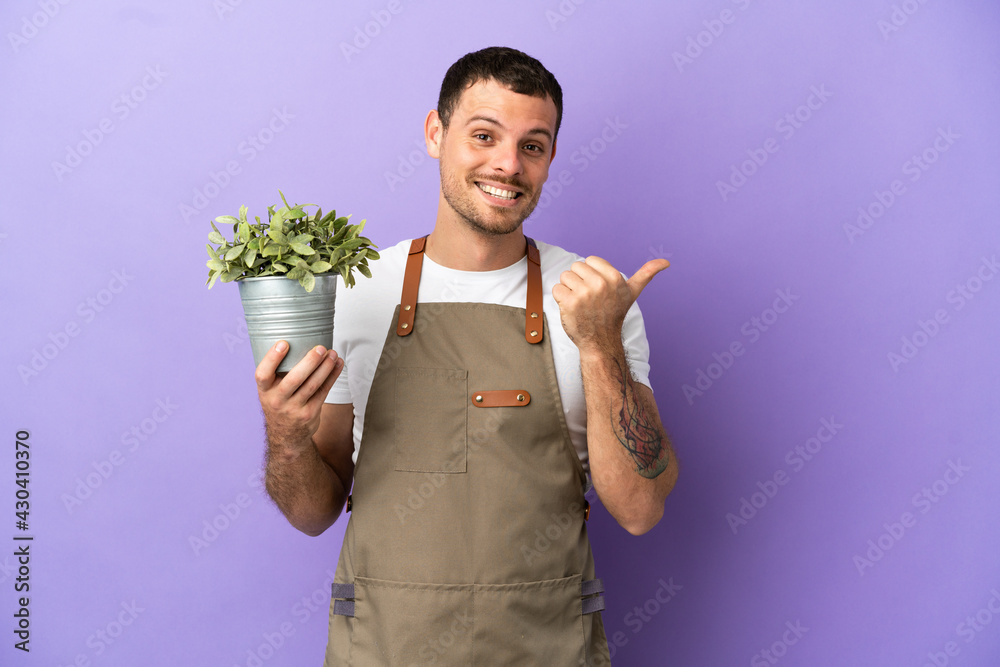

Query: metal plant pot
[[237, 274, 337, 373]]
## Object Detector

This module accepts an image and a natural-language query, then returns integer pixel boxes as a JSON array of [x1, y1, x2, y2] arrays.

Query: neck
[[425, 199, 527, 271]]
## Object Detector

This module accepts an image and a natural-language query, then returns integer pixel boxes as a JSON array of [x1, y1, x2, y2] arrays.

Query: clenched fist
[[552, 257, 669, 354]]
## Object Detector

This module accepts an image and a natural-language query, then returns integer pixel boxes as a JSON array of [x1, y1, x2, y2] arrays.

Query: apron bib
[[325, 237, 610, 665]]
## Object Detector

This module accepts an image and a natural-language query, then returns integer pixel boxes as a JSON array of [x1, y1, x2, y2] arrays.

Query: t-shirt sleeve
[[622, 300, 652, 390], [324, 291, 353, 404], [325, 362, 352, 404]]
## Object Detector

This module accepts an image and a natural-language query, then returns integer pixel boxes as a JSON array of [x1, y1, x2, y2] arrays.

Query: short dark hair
[[437, 46, 563, 139]]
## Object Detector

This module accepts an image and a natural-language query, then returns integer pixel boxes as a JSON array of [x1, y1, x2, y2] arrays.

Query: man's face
[[431, 79, 558, 237]]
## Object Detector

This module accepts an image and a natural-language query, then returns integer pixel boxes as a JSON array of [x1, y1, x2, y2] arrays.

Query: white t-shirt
[[324, 238, 652, 473]]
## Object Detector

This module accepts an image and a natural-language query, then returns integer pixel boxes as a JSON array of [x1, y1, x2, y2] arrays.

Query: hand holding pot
[[256, 341, 343, 445]]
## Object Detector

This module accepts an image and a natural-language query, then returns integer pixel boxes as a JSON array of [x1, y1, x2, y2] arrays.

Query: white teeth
[[477, 183, 517, 199]]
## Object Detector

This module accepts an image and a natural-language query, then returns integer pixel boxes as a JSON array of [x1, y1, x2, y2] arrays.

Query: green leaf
[[215, 215, 240, 225], [357, 263, 372, 279], [287, 266, 306, 280], [299, 271, 315, 292], [206, 244, 220, 260], [207, 259, 226, 271], [309, 260, 332, 274], [365, 249, 381, 260], [271, 263, 288, 273], [238, 221, 251, 243], [262, 243, 282, 257], [225, 244, 246, 261], [279, 190, 292, 211], [287, 207, 306, 219], [244, 247, 257, 266], [289, 242, 316, 256], [208, 231, 226, 244], [267, 228, 287, 244], [207, 271, 219, 289]]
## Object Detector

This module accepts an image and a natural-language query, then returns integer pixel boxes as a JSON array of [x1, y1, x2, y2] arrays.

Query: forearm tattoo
[[611, 358, 670, 478]]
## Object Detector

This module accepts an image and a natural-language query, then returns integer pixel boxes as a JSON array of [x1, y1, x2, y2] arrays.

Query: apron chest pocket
[[394, 367, 468, 473]]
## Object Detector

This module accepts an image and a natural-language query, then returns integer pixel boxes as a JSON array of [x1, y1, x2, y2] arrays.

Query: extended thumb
[[627, 259, 670, 299]]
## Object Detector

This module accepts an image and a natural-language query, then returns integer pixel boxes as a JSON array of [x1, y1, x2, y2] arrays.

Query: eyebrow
[[466, 115, 553, 143]]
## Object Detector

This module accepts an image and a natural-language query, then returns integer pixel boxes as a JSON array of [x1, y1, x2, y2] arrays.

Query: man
[[255, 47, 677, 665]]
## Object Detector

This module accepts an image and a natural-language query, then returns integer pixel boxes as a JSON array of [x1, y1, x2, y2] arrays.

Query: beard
[[439, 163, 542, 237]]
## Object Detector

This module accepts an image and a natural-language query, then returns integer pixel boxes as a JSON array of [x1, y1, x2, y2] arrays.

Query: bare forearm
[[581, 343, 677, 535], [264, 430, 347, 536]]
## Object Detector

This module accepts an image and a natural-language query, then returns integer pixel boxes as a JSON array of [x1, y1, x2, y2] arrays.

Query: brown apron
[[324, 237, 610, 666]]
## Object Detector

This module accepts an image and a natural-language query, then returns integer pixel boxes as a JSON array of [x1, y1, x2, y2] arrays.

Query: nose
[[489, 141, 523, 176]]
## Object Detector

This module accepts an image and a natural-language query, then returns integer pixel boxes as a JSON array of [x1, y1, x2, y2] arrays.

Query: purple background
[[2, 1, 998, 665]]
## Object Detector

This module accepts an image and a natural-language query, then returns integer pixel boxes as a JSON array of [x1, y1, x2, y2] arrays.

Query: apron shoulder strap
[[524, 238, 543, 345], [396, 235, 543, 344], [396, 236, 426, 336]]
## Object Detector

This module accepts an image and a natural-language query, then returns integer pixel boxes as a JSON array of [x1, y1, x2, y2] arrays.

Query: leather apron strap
[[396, 235, 544, 344]]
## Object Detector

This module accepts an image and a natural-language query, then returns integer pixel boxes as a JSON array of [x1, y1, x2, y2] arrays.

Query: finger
[[559, 268, 585, 291], [574, 258, 609, 281], [255, 340, 290, 391], [294, 349, 339, 404], [586, 255, 630, 285], [552, 282, 571, 305], [626, 259, 670, 300], [304, 353, 344, 411], [282, 345, 335, 402]]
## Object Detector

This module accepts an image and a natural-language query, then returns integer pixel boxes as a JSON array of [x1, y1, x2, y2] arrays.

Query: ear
[[425, 109, 444, 159]]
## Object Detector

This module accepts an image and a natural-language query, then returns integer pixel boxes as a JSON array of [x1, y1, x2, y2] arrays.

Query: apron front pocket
[[394, 368, 468, 473], [351, 576, 475, 666], [473, 574, 587, 665]]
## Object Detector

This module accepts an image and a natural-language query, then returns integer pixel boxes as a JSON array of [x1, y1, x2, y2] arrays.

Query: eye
[[474, 133, 492, 142], [523, 143, 544, 153]]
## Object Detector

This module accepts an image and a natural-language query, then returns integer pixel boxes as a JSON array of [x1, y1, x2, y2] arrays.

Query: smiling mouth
[[476, 182, 522, 200]]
